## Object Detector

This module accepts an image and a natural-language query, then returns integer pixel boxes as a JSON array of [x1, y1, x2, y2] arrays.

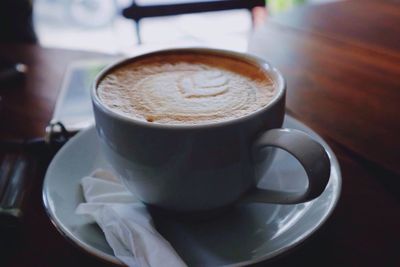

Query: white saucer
[[43, 115, 341, 266]]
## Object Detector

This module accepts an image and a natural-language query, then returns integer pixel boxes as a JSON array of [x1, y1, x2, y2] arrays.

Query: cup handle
[[242, 128, 331, 204]]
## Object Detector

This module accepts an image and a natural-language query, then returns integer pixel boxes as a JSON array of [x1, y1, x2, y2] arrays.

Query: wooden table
[[249, 0, 400, 177], [248, 1, 400, 266], [1, 0, 399, 266]]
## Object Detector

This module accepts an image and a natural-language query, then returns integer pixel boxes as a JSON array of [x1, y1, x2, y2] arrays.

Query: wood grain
[[249, 19, 400, 175]]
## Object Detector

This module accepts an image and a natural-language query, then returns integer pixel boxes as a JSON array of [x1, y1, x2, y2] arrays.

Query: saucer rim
[[42, 115, 341, 266]]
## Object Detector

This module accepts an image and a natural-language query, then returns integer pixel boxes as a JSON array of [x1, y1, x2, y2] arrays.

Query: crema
[[97, 53, 276, 124]]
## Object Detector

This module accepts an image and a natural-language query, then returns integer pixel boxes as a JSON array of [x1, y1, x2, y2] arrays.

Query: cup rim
[[91, 47, 286, 129]]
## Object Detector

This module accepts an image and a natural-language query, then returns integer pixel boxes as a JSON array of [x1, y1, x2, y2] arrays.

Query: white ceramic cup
[[91, 48, 330, 213]]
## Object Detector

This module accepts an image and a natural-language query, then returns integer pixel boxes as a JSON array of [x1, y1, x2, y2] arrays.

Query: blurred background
[[28, 0, 338, 54]]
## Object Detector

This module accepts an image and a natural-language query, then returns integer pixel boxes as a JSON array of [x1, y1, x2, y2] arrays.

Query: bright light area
[[33, 0, 339, 54], [33, 0, 252, 54]]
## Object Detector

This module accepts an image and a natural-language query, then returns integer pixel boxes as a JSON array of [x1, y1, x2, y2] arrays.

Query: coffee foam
[[97, 53, 276, 124]]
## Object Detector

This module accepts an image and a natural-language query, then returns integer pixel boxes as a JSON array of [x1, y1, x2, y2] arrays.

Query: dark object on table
[[122, 0, 265, 43], [0, 60, 27, 88], [0, 129, 70, 229], [0, 0, 37, 43], [0, 154, 30, 228]]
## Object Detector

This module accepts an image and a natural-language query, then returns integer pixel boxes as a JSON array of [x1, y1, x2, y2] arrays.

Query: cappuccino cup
[[91, 48, 330, 213]]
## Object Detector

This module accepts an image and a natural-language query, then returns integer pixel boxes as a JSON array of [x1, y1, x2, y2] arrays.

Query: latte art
[[97, 53, 276, 124], [135, 68, 260, 121], [179, 70, 228, 98]]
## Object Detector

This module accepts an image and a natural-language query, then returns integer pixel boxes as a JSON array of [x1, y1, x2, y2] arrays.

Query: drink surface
[[97, 53, 277, 124]]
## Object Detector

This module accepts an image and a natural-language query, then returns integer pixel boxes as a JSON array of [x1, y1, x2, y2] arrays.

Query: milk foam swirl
[[97, 55, 276, 124]]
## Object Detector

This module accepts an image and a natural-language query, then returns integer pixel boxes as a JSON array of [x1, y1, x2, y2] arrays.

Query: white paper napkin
[[75, 169, 187, 267]]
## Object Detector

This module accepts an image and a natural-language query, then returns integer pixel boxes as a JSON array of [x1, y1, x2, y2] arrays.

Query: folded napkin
[[75, 169, 187, 267]]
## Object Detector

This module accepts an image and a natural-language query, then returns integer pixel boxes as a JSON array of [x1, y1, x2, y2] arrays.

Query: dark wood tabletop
[[1, 0, 399, 266], [249, 0, 400, 176]]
